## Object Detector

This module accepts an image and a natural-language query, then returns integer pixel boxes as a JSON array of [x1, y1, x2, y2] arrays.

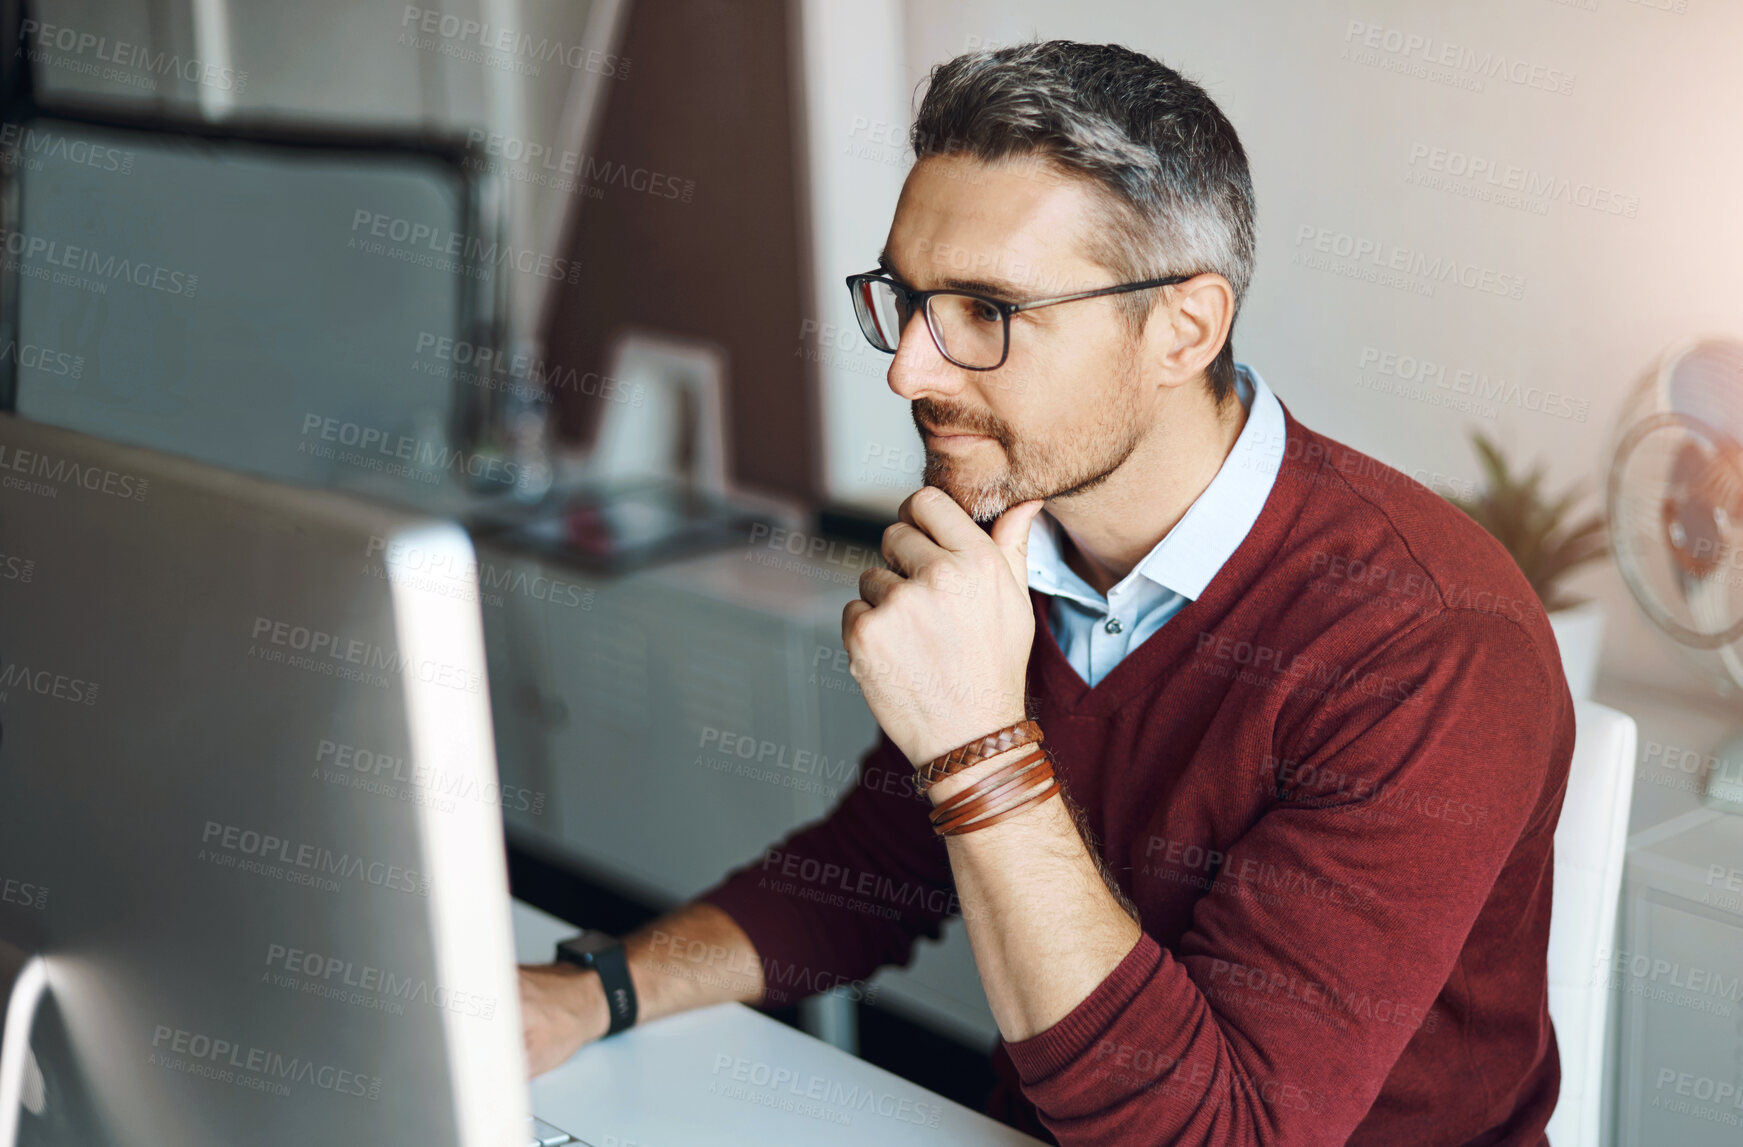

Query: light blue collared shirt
[[1026, 363, 1285, 687]]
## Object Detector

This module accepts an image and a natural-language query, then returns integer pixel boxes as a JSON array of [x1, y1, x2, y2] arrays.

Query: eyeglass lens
[[852, 278, 1006, 369]]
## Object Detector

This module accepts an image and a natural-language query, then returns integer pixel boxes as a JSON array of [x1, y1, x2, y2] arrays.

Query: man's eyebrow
[[876, 249, 1028, 300]]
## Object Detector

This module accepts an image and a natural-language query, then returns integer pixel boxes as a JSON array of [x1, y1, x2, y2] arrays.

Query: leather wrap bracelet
[[944, 779, 1060, 835], [930, 747, 1053, 835], [913, 719, 1044, 791]]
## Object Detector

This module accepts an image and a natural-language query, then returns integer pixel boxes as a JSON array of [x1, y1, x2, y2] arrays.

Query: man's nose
[[886, 308, 961, 401]]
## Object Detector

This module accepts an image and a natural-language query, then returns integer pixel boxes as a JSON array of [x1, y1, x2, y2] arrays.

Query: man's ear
[[1144, 272, 1234, 391]]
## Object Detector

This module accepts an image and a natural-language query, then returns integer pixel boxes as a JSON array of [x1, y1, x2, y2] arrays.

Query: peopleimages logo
[[149, 1024, 381, 1101], [1651, 1066, 1743, 1123], [19, 19, 247, 93], [1292, 224, 1526, 300], [348, 210, 581, 284], [248, 615, 486, 695], [0, 874, 48, 911], [299, 412, 518, 487], [364, 533, 593, 612], [0, 339, 84, 379], [0, 551, 37, 582], [0, 442, 150, 501], [200, 820, 430, 897], [1341, 21, 1575, 95], [0, 124, 134, 175], [412, 333, 646, 407], [1405, 144, 1638, 218], [1597, 945, 1741, 1005], [264, 942, 498, 1019], [698, 727, 857, 783], [1356, 345, 1588, 424], [314, 738, 545, 815], [709, 1055, 943, 1128], [462, 129, 693, 202], [0, 227, 198, 296], [398, 6, 629, 77], [0, 657, 99, 705]]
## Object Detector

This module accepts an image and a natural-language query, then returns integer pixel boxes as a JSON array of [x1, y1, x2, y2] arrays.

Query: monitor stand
[[0, 940, 47, 1147]]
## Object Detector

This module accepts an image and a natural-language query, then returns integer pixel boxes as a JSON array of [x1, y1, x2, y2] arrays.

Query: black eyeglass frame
[[844, 268, 1196, 371]]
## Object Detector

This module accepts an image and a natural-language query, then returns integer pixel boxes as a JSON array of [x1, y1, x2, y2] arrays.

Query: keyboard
[[528, 1115, 578, 1145]]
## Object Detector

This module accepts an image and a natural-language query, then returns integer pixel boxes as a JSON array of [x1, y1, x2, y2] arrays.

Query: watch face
[[559, 931, 615, 959]]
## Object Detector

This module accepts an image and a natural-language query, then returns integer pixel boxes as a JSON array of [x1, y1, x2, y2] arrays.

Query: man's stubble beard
[[916, 355, 1148, 523]]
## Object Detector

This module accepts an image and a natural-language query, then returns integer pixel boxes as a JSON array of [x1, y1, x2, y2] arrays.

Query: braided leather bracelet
[[913, 719, 1044, 791]]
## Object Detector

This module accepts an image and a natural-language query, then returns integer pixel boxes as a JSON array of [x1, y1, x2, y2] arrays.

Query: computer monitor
[[0, 412, 533, 1145], [1, 110, 494, 517]]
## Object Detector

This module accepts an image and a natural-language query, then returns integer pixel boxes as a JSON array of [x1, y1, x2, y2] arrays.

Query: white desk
[[512, 900, 1044, 1147]]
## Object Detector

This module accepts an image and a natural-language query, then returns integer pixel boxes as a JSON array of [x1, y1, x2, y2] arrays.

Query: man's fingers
[[856, 567, 905, 608], [990, 500, 1047, 584], [882, 520, 945, 577], [841, 597, 872, 648], [989, 499, 1045, 552], [900, 486, 985, 553]]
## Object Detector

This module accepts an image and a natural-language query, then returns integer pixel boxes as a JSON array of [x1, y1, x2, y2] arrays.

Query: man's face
[[878, 153, 1156, 522]]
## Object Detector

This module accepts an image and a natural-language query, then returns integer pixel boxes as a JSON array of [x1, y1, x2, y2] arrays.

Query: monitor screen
[[5, 115, 492, 515]]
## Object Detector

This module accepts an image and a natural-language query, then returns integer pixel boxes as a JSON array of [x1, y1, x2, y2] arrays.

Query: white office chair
[[1544, 699, 1637, 1147]]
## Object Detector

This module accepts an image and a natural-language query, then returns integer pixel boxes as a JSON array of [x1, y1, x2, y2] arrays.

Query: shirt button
[[1104, 617, 1123, 635]]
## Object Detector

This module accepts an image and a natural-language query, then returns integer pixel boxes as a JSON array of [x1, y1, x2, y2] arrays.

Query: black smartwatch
[[554, 931, 637, 1036]]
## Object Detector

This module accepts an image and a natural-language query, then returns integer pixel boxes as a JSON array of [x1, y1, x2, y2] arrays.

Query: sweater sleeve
[[692, 731, 960, 1008], [1002, 609, 1569, 1146]]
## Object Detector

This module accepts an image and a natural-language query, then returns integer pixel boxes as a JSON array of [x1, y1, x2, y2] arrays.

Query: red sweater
[[697, 404, 1573, 1146]]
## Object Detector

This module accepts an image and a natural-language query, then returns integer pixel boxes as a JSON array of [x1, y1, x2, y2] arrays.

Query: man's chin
[[930, 481, 1012, 524], [923, 459, 1020, 521]]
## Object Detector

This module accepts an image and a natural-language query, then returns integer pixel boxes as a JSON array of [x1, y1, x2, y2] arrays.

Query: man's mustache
[[911, 400, 1011, 446]]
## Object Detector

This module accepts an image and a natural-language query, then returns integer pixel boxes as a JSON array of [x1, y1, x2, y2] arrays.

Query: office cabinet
[[1615, 811, 1743, 1144], [476, 540, 1001, 1050]]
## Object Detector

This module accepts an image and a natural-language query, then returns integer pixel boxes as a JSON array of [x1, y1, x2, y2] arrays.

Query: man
[[520, 40, 1571, 1147]]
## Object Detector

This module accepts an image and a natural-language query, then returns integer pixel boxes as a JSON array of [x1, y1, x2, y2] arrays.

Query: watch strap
[[556, 934, 637, 1036]]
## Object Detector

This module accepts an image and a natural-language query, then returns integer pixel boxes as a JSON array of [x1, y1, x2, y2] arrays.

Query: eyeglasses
[[844, 267, 1194, 371]]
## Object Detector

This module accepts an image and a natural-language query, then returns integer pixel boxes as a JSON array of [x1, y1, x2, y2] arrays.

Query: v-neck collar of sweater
[[1028, 400, 1317, 718]]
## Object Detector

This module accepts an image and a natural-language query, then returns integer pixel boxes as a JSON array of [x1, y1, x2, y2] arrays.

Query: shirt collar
[[1026, 362, 1285, 606]]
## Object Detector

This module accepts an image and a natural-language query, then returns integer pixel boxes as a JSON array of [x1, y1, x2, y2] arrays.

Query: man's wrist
[[543, 960, 612, 1042], [907, 710, 1031, 770], [579, 967, 613, 1042], [556, 932, 638, 1035]]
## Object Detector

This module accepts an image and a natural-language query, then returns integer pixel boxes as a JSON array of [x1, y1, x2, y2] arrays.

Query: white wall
[[797, 0, 915, 508], [807, 0, 1743, 703], [28, 0, 622, 348]]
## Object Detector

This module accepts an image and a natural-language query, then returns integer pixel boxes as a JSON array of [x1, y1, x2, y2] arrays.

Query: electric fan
[[1608, 336, 1743, 812]]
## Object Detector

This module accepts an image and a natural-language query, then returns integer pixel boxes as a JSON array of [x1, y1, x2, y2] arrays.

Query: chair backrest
[[1545, 699, 1637, 1147]]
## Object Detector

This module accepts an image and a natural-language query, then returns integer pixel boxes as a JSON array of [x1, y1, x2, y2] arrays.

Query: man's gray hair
[[910, 41, 1256, 404]]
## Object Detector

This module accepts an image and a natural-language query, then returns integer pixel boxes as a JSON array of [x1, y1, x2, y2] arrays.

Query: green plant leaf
[[1443, 429, 1609, 611]]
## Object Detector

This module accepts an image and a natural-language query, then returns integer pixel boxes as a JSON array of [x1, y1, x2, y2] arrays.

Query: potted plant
[[1445, 430, 1610, 699]]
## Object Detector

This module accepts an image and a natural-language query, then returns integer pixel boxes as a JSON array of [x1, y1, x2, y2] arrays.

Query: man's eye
[[970, 300, 1002, 323]]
